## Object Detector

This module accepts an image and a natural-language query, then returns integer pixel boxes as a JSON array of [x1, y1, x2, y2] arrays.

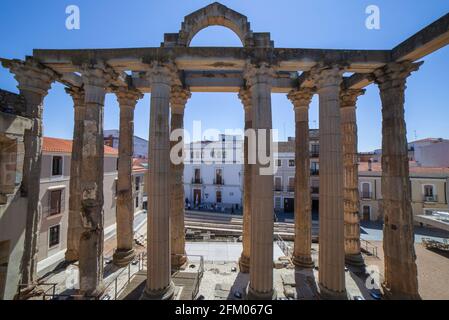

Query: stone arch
[[162, 2, 273, 48], [179, 2, 251, 47]]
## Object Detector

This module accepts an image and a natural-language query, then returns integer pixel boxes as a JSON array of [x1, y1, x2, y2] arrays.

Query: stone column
[[142, 62, 176, 300], [170, 85, 191, 269], [244, 63, 276, 300], [78, 66, 111, 297], [65, 87, 85, 262], [372, 61, 422, 300], [287, 88, 315, 269], [113, 87, 142, 267], [238, 88, 251, 273], [3, 59, 55, 287], [340, 88, 366, 269], [312, 66, 346, 299]]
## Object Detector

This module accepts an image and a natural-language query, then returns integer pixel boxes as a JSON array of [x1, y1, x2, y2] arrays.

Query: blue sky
[[0, 0, 448, 151]]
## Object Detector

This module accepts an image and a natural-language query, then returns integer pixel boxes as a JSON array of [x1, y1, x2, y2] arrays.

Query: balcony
[[423, 195, 438, 203], [274, 185, 283, 192], [310, 150, 319, 158], [311, 187, 319, 194], [360, 192, 373, 200], [287, 186, 295, 193], [191, 178, 203, 184], [213, 178, 225, 186], [310, 169, 319, 176]]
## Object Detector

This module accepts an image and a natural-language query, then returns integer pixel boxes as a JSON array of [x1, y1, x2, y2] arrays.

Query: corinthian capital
[[65, 86, 85, 107], [115, 87, 143, 108], [146, 61, 180, 86], [170, 86, 191, 113], [310, 64, 345, 90], [287, 87, 315, 108], [243, 62, 275, 88], [340, 88, 365, 109], [238, 87, 252, 110], [80, 63, 114, 88], [2, 58, 57, 96], [372, 61, 423, 91]]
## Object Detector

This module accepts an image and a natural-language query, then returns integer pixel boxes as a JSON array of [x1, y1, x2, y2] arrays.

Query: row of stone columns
[[237, 62, 421, 300], [4, 57, 421, 300]]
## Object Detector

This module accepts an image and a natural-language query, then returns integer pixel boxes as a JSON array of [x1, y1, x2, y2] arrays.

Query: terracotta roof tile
[[43, 137, 118, 155]]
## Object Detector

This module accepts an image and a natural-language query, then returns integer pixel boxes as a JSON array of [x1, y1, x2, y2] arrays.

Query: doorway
[[193, 189, 202, 206], [284, 197, 294, 213]]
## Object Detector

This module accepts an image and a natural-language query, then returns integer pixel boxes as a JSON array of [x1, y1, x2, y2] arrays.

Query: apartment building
[[36, 137, 147, 274], [273, 130, 320, 213], [183, 134, 243, 211], [0, 89, 31, 300], [359, 161, 449, 221]]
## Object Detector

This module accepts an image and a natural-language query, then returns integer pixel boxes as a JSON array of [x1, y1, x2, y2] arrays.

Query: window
[[194, 168, 201, 184], [216, 191, 222, 203], [311, 144, 319, 156], [274, 177, 282, 191], [52, 156, 63, 176], [361, 182, 371, 199], [135, 176, 140, 191], [424, 185, 434, 197], [423, 185, 436, 202], [49, 225, 60, 248], [277, 159, 282, 167], [311, 162, 319, 175], [135, 196, 139, 208], [215, 169, 223, 185], [288, 177, 295, 192], [49, 190, 62, 215], [288, 159, 295, 167], [362, 206, 371, 221], [274, 197, 281, 209]]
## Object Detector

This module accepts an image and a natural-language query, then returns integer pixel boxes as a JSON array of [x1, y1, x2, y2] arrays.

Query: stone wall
[[0, 90, 26, 116]]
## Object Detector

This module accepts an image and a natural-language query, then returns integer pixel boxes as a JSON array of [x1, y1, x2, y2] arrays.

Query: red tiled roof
[[358, 161, 449, 174], [43, 137, 118, 155], [132, 158, 148, 172]]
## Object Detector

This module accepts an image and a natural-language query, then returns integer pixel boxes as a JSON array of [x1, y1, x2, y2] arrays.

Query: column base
[[171, 254, 188, 270], [113, 249, 136, 268], [345, 253, 365, 271], [64, 249, 79, 262], [381, 283, 421, 300], [246, 284, 277, 300], [79, 284, 106, 300], [318, 284, 348, 300], [140, 281, 176, 300], [238, 254, 250, 273], [292, 255, 315, 269]]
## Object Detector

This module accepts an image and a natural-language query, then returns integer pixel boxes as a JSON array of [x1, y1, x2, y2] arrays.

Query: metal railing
[[311, 187, 319, 194], [310, 151, 319, 158], [274, 185, 283, 192], [287, 186, 295, 192], [310, 169, 319, 176], [360, 192, 373, 199], [171, 254, 204, 300], [213, 178, 225, 185], [276, 234, 293, 261], [423, 195, 438, 202], [361, 239, 378, 258], [191, 178, 203, 184]]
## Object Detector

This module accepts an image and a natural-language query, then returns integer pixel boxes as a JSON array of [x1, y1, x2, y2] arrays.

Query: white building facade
[[183, 135, 243, 211]]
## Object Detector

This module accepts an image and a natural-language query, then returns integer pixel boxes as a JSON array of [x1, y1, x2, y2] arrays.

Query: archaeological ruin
[[1, 2, 448, 300]]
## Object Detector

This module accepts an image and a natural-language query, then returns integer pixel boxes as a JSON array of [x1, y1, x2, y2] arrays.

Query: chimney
[[368, 159, 372, 172]]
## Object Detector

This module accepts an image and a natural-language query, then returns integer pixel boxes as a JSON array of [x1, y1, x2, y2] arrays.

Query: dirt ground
[[364, 241, 449, 300]]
